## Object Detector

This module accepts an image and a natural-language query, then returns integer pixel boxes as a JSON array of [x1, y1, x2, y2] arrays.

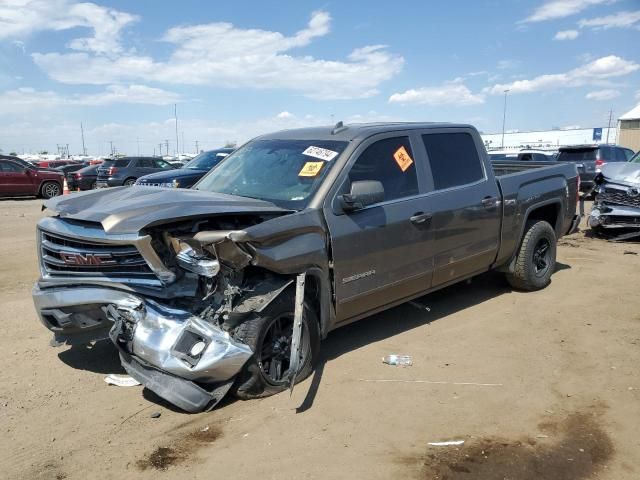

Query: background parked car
[[96, 157, 175, 187], [36, 159, 76, 169], [0, 155, 64, 198], [557, 144, 635, 191], [55, 163, 88, 183], [68, 164, 100, 191], [135, 148, 234, 189], [488, 149, 556, 162]]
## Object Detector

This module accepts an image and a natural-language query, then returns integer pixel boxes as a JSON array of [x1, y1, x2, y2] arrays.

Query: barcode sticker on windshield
[[299, 161, 324, 177], [302, 146, 339, 161]]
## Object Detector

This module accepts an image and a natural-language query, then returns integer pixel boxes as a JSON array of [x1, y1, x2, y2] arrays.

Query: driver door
[[323, 133, 435, 323]]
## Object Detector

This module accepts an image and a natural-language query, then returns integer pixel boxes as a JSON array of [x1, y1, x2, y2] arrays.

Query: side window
[[348, 136, 419, 202], [422, 133, 484, 190], [0, 161, 22, 172], [154, 158, 172, 169], [623, 148, 635, 161], [138, 158, 153, 168]]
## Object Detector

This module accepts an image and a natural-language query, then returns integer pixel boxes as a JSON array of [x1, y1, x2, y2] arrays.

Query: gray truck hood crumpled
[[600, 163, 640, 186], [44, 186, 290, 234]]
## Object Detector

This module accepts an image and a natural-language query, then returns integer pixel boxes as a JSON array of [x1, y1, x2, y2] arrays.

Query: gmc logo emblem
[[59, 252, 117, 266]]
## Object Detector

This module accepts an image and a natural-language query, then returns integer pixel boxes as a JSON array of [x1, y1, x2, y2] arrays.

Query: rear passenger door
[[419, 129, 502, 287], [324, 132, 435, 322], [0, 160, 32, 195]]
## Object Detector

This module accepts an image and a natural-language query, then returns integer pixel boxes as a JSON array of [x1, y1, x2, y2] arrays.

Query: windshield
[[185, 150, 231, 170], [195, 139, 348, 209]]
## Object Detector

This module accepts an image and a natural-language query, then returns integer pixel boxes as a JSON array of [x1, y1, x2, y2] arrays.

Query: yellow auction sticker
[[393, 146, 414, 172], [299, 161, 324, 177]]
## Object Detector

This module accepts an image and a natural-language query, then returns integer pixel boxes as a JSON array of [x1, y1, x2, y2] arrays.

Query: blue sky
[[0, 0, 639, 155]]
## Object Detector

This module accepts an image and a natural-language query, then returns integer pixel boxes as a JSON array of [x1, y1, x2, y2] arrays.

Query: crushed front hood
[[601, 163, 640, 186], [44, 186, 290, 234]]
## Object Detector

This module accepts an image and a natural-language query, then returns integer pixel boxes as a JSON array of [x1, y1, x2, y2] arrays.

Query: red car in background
[[36, 160, 76, 168], [0, 155, 64, 198]]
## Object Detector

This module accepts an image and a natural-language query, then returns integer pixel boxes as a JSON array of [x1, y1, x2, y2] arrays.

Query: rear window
[[102, 159, 131, 167], [423, 133, 484, 190], [557, 149, 597, 162]]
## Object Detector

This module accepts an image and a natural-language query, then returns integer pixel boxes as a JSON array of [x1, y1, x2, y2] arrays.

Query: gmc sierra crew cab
[[33, 123, 580, 412]]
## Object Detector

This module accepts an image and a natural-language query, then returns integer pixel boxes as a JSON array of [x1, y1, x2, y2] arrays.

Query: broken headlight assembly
[[175, 241, 220, 278]]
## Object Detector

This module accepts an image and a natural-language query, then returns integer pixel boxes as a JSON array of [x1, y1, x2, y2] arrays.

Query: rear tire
[[40, 181, 62, 199], [123, 178, 136, 186], [90, 182, 97, 190], [506, 220, 557, 291], [231, 290, 320, 399]]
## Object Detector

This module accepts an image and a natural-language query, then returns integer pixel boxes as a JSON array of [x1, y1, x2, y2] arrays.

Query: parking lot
[[1, 197, 639, 480]]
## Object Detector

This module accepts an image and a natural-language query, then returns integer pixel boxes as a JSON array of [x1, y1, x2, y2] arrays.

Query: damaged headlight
[[176, 242, 220, 278]]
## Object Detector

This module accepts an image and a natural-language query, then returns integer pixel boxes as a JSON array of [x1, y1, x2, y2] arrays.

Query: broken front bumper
[[589, 204, 640, 229], [33, 285, 253, 412]]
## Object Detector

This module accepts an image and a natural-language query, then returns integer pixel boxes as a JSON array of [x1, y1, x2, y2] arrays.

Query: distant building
[[617, 104, 640, 152], [481, 127, 617, 151]]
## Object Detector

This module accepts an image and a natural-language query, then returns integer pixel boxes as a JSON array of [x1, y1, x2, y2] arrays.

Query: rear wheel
[[90, 181, 97, 190], [506, 220, 557, 291], [40, 181, 61, 199], [232, 290, 320, 399], [123, 178, 136, 186]]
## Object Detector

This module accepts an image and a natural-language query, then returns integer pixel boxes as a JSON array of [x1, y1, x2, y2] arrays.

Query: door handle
[[410, 212, 432, 225], [481, 197, 498, 209]]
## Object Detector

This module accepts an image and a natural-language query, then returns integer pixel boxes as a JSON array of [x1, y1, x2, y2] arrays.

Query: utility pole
[[195, 140, 199, 154], [66, 144, 69, 158], [80, 123, 87, 156], [605, 109, 613, 144], [501, 89, 510, 149], [165, 139, 169, 157], [174, 104, 179, 156], [109, 141, 114, 156], [159, 143, 163, 157]]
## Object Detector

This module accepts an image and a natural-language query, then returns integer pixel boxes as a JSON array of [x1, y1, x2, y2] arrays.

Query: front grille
[[40, 230, 155, 278], [598, 187, 640, 209]]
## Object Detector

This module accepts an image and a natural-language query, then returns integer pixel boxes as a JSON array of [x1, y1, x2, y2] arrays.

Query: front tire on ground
[[40, 181, 62, 199], [123, 178, 136, 186], [231, 290, 320, 399], [506, 220, 557, 291]]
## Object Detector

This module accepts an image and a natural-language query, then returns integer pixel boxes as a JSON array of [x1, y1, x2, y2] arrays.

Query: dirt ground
[[1, 198, 639, 480]]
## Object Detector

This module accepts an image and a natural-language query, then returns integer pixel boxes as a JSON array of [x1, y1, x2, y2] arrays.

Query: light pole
[[501, 89, 510, 148]]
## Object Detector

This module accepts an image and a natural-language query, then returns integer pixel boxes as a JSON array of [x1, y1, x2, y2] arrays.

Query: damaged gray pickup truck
[[33, 123, 580, 412]]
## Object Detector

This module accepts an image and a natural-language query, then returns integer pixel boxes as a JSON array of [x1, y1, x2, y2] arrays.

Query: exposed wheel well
[[526, 203, 559, 232], [304, 274, 322, 332]]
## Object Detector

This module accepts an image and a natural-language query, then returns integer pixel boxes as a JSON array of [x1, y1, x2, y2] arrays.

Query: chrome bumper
[[32, 285, 252, 382]]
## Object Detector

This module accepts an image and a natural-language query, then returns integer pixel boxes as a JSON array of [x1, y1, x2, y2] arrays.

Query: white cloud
[[585, 89, 620, 100], [521, 0, 614, 23], [554, 29, 580, 40], [389, 82, 485, 106], [485, 55, 639, 95], [0, 85, 180, 114], [0, 0, 138, 54], [276, 111, 295, 119], [30, 10, 404, 100], [579, 10, 640, 29]]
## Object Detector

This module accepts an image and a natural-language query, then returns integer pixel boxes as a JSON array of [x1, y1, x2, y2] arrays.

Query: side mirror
[[340, 180, 385, 212]]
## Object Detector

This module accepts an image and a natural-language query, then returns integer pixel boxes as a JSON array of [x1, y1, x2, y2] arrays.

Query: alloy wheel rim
[[533, 238, 551, 277], [258, 314, 309, 385]]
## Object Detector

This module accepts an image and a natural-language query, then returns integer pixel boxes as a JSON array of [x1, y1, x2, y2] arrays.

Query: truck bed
[[490, 160, 580, 269], [491, 160, 561, 178]]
